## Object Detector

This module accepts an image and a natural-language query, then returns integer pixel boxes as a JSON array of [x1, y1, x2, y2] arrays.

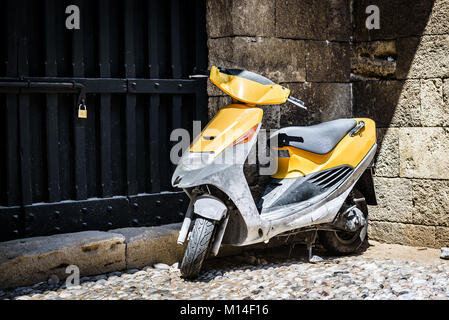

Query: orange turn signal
[[232, 125, 258, 146]]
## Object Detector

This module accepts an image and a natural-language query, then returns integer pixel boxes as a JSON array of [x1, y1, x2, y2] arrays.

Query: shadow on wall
[[351, 0, 438, 170]]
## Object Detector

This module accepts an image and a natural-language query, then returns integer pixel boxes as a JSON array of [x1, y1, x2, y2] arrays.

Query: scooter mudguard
[[194, 196, 227, 221]]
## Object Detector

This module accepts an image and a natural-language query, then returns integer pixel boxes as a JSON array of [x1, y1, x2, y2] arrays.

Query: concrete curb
[[0, 223, 193, 289]]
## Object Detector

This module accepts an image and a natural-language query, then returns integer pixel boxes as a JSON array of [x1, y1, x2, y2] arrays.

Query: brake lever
[[287, 96, 307, 110]]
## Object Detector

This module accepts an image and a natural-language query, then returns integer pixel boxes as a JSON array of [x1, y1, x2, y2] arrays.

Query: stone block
[[394, 1, 436, 38], [397, 35, 449, 79], [353, 0, 434, 41], [423, 0, 449, 35], [445, 79, 449, 110], [436, 227, 449, 248], [326, 0, 351, 41], [206, 0, 275, 38], [374, 128, 400, 177], [412, 179, 449, 227], [399, 127, 449, 180], [0, 231, 126, 289], [111, 223, 186, 270], [275, 0, 327, 40], [352, 0, 397, 41], [206, 0, 232, 38], [368, 221, 436, 248], [280, 82, 352, 127], [306, 41, 351, 82], [369, 177, 413, 223], [275, 0, 350, 41], [208, 37, 306, 83], [351, 41, 396, 79], [353, 80, 421, 127], [420, 78, 448, 127]]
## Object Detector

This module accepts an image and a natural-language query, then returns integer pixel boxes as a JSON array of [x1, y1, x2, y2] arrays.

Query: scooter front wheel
[[180, 217, 215, 279]]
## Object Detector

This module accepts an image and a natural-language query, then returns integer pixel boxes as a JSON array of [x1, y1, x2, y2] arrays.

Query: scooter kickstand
[[306, 231, 318, 262], [288, 242, 296, 258]]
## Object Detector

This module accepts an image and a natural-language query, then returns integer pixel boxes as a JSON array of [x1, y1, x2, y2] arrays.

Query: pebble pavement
[[1, 243, 449, 300]]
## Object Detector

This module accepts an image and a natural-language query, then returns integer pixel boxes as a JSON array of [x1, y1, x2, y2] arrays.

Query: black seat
[[273, 119, 357, 155]]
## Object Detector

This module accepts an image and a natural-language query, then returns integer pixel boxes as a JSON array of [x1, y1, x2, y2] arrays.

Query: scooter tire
[[180, 217, 215, 279], [318, 188, 369, 255]]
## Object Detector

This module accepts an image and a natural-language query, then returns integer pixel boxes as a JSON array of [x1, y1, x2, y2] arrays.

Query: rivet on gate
[[106, 206, 113, 213], [82, 222, 88, 228], [81, 208, 88, 214], [54, 210, 61, 218], [154, 82, 160, 88]]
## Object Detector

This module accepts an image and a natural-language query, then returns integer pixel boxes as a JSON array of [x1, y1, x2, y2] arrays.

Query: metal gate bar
[[0, 78, 205, 94], [99, 0, 113, 198], [148, 0, 161, 194]]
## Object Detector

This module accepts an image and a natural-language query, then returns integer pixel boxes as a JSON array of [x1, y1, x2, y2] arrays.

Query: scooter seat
[[274, 119, 357, 155]]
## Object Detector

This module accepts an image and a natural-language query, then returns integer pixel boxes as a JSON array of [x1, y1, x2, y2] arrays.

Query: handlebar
[[188, 74, 209, 79], [189, 68, 211, 79], [287, 96, 307, 110]]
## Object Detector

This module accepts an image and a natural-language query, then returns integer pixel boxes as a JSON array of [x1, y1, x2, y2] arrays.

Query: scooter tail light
[[232, 125, 259, 146]]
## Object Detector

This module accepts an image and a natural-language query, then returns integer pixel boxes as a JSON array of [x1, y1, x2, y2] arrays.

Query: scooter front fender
[[194, 196, 227, 221]]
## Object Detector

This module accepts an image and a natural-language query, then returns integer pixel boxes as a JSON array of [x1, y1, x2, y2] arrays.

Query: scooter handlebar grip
[[287, 96, 307, 110]]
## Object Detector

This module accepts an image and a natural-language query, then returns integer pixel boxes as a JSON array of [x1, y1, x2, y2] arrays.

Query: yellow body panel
[[272, 118, 376, 179], [190, 104, 263, 155], [209, 66, 290, 105]]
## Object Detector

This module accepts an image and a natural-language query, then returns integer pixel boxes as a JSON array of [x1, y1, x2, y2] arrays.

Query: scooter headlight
[[180, 152, 215, 171]]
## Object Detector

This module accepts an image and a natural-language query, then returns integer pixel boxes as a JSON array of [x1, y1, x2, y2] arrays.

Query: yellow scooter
[[172, 66, 377, 278]]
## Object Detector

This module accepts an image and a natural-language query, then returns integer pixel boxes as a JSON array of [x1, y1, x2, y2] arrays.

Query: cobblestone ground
[[2, 242, 449, 300]]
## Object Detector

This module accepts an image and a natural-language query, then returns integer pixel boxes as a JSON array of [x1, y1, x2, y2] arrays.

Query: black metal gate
[[0, 0, 208, 242]]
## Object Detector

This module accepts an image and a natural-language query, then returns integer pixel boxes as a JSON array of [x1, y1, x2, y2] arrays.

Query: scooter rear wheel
[[180, 217, 215, 279], [318, 188, 369, 255]]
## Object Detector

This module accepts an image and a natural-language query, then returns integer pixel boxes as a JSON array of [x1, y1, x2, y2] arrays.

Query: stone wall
[[205, 0, 449, 248], [352, 0, 449, 248]]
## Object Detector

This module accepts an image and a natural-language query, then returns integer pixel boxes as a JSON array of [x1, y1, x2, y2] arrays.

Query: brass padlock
[[78, 103, 87, 119]]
